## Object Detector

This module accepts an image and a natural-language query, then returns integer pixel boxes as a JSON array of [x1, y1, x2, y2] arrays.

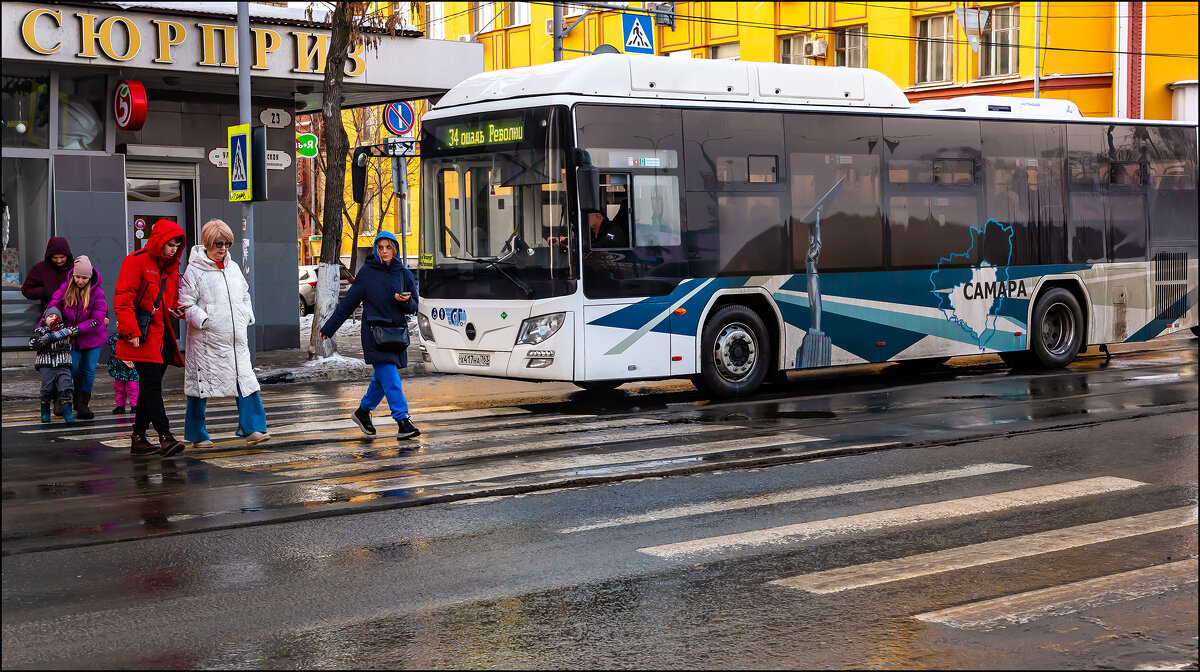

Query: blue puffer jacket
[[320, 231, 418, 367]]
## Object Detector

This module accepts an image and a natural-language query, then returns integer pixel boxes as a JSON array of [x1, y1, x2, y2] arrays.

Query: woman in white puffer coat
[[178, 219, 270, 448]]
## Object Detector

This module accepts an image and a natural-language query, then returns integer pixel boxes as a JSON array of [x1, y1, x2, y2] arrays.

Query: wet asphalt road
[[2, 335, 1197, 668]]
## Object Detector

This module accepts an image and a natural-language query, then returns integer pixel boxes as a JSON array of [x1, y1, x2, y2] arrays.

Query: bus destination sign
[[442, 119, 524, 149]]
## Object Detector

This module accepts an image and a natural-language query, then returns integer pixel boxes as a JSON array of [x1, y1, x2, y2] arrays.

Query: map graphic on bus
[[930, 219, 1020, 352]]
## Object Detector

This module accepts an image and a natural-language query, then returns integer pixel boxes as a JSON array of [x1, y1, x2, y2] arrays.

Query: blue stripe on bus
[[1125, 286, 1198, 343]]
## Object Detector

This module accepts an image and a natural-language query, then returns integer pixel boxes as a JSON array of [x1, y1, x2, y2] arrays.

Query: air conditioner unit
[[545, 17, 565, 36], [803, 39, 828, 59]]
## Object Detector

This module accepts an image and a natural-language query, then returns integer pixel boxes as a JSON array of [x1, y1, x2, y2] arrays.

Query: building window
[[667, 50, 693, 58], [710, 43, 741, 61], [509, 1, 530, 27], [835, 26, 867, 68], [563, 3, 586, 16], [780, 34, 814, 65], [980, 5, 1019, 78], [391, 2, 414, 30], [916, 14, 952, 84], [425, 2, 444, 40], [1, 74, 51, 149], [473, 1, 496, 34], [58, 75, 107, 151]]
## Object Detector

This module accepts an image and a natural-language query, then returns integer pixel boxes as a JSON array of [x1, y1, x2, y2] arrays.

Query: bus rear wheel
[[696, 304, 770, 398], [1028, 287, 1084, 369]]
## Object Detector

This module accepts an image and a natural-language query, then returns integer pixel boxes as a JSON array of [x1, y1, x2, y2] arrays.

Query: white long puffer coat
[[179, 245, 260, 398]]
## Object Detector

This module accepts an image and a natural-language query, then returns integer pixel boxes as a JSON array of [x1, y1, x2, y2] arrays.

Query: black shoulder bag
[[134, 276, 168, 339], [370, 271, 412, 352]]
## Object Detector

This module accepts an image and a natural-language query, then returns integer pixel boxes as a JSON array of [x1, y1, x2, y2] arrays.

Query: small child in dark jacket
[[106, 332, 139, 414], [30, 307, 95, 423]]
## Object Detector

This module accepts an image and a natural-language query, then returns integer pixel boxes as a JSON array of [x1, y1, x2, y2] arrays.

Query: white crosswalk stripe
[[559, 462, 1028, 534], [337, 433, 824, 492], [914, 559, 1198, 629], [203, 418, 669, 469], [637, 477, 1148, 559], [771, 506, 1198, 594], [91, 406, 532, 447]]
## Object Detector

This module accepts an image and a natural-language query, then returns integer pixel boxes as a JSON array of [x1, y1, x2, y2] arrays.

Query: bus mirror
[[351, 147, 369, 204], [577, 164, 601, 213]]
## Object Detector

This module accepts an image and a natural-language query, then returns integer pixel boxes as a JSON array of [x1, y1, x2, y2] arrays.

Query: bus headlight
[[417, 313, 434, 342], [515, 312, 565, 346]]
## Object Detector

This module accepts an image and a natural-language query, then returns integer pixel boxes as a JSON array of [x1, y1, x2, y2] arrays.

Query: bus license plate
[[458, 352, 490, 367]]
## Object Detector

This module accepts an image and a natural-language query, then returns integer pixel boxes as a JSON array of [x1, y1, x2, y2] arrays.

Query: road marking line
[[914, 559, 1198, 629], [772, 506, 1198, 594], [559, 462, 1029, 534], [92, 406, 533, 446], [341, 433, 824, 492], [203, 418, 669, 469], [636, 477, 1148, 559]]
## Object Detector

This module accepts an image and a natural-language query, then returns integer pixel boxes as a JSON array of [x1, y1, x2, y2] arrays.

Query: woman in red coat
[[113, 219, 187, 457]]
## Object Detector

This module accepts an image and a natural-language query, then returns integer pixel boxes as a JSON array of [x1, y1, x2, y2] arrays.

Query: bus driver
[[547, 209, 629, 250]]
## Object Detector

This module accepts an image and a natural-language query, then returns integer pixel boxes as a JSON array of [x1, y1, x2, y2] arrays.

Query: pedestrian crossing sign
[[622, 13, 654, 54], [228, 124, 251, 202]]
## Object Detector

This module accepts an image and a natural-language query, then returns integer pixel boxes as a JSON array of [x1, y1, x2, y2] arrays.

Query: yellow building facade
[[425, 1, 1196, 120], [342, 1, 1195, 266]]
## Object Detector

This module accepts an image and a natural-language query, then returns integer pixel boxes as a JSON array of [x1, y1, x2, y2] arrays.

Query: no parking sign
[[384, 102, 415, 136]]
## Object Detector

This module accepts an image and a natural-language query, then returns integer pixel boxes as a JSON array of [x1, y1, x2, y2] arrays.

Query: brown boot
[[130, 433, 157, 455], [158, 433, 185, 457], [76, 391, 95, 420], [53, 400, 63, 417]]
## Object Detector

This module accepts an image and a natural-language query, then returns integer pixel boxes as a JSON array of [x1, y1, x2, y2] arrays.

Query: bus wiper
[[448, 254, 533, 298]]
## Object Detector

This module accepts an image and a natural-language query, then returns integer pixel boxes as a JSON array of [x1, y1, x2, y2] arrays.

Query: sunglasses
[[212, 241, 233, 248]]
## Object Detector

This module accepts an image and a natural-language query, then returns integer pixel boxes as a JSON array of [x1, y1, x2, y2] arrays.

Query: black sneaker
[[396, 417, 420, 440], [352, 407, 376, 435]]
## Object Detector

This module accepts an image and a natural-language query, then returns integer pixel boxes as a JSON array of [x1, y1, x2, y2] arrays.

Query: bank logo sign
[[228, 124, 251, 202]]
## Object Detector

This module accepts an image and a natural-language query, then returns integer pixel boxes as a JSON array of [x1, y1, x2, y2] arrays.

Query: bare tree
[[305, 2, 402, 359]]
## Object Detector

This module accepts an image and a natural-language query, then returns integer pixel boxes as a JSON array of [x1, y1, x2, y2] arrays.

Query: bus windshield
[[420, 106, 577, 300]]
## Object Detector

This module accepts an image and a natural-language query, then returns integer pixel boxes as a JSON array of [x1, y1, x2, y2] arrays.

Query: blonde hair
[[63, 277, 90, 312], [201, 219, 234, 251]]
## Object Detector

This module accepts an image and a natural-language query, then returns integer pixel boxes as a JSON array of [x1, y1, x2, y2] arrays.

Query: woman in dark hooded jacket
[[320, 231, 420, 439], [22, 237, 74, 313]]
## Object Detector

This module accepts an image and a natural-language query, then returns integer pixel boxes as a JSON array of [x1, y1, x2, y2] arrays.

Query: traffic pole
[[237, 1, 256, 361]]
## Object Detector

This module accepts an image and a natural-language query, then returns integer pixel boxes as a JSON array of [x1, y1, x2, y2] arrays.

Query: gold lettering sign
[[153, 20, 185, 64], [198, 23, 236, 67], [21, 8, 61, 55], [252, 28, 280, 70], [19, 8, 365, 77]]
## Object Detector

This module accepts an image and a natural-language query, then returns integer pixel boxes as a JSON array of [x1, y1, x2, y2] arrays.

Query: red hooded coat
[[113, 219, 186, 366]]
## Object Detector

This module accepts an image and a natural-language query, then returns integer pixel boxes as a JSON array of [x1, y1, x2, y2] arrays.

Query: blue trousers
[[70, 347, 101, 394], [184, 386, 267, 442], [361, 363, 409, 420]]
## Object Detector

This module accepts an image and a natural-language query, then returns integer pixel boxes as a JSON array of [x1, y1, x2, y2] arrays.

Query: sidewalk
[[1, 317, 433, 401]]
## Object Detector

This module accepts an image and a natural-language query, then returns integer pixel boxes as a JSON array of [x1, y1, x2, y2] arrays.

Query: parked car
[[299, 264, 354, 318]]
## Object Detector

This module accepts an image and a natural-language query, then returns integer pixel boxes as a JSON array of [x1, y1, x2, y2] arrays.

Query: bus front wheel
[[1029, 287, 1084, 369], [697, 304, 770, 398]]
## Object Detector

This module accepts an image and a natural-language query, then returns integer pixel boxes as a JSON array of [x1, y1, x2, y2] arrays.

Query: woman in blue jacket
[[320, 231, 420, 439]]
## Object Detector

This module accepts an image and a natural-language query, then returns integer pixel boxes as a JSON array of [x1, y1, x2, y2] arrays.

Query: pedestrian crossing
[[557, 460, 1196, 633]]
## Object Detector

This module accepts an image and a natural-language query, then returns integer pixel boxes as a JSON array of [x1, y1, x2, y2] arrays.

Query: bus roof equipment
[[435, 53, 912, 110]]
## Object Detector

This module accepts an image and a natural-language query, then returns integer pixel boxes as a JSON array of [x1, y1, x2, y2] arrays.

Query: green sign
[[441, 119, 524, 149], [296, 133, 318, 158]]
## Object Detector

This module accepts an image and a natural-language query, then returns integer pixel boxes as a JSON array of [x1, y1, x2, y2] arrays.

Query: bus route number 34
[[436, 307, 467, 327]]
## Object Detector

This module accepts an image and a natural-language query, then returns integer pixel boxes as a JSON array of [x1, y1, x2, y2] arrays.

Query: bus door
[[582, 173, 674, 380]]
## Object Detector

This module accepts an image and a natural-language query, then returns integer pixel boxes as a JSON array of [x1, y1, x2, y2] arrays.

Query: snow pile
[[299, 313, 361, 341]]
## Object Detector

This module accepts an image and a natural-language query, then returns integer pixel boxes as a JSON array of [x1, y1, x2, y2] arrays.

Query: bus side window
[[883, 117, 982, 268], [785, 114, 884, 272], [1147, 126, 1199, 244]]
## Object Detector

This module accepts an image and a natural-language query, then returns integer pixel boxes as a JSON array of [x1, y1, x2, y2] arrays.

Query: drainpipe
[[1033, 1, 1041, 98]]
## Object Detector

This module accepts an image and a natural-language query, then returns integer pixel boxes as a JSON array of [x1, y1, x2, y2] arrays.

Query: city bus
[[408, 54, 1198, 398]]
